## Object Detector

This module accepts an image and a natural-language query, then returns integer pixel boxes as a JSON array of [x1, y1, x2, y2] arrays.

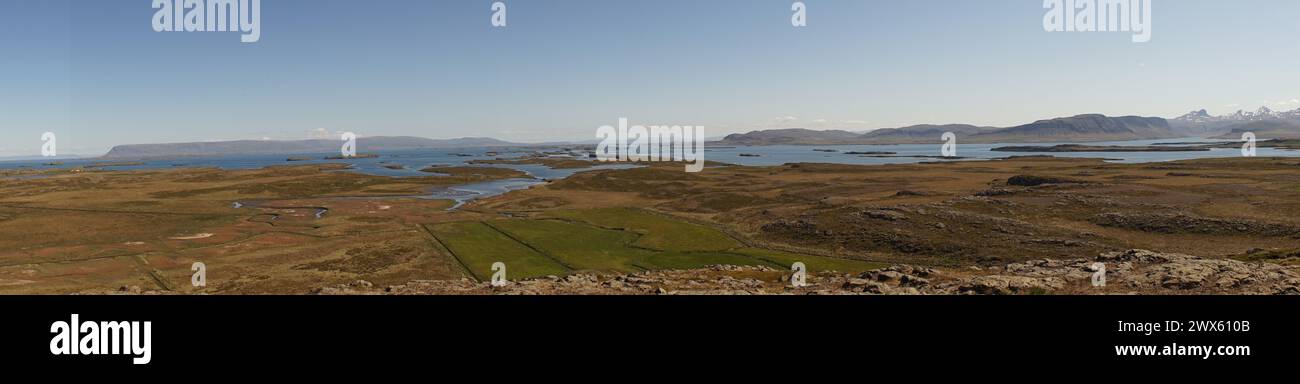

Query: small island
[[992, 144, 1210, 153], [323, 154, 380, 160], [84, 161, 145, 168]]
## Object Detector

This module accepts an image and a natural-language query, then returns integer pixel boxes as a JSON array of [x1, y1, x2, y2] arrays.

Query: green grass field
[[430, 208, 887, 279], [427, 221, 570, 280], [487, 219, 648, 272], [543, 208, 739, 252]]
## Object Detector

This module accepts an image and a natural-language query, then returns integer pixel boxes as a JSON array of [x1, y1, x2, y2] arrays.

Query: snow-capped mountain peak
[[1174, 109, 1214, 123], [1173, 105, 1299, 123]]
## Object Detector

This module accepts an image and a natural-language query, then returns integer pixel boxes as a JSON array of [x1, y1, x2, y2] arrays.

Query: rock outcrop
[[307, 250, 1300, 296]]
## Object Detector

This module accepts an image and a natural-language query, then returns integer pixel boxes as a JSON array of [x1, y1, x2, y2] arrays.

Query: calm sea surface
[[2, 139, 1293, 205], [705, 138, 1297, 166], [0, 147, 637, 206]]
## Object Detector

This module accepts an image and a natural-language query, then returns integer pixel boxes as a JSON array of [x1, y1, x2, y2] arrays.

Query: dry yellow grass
[[6, 156, 1300, 294]]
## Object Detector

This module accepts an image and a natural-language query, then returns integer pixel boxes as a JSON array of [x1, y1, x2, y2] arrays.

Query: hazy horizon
[[3, 0, 1299, 157]]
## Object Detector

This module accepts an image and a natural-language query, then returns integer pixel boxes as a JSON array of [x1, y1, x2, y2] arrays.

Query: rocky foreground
[[313, 250, 1300, 296]]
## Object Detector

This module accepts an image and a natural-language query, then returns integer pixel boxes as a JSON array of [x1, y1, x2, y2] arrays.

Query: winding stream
[[234, 162, 641, 214]]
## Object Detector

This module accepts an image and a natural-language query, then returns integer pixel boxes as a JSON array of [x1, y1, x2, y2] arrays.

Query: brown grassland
[[3, 155, 1300, 294]]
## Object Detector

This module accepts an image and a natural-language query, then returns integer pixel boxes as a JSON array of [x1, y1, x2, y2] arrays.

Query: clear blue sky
[[2, 0, 1299, 156]]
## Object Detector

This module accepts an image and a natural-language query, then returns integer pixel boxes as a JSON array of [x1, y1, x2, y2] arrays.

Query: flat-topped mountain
[[976, 114, 1175, 142], [102, 136, 522, 159], [859, 124, 996, 144], [712, 114, 1178, 145]]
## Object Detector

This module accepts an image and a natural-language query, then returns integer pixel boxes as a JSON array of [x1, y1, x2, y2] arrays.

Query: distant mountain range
[[714, 107, 1300, 146], [1171, 106, 1300, 138], [95, 106, 1300, 158], [854, 124, 996, 144], [1173, 106, 1300, 124], [715, 114, 1181, 145], [710, 128, 866, 146], [1205, 120, 1300, 140], [102, 136, 523, 159]]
